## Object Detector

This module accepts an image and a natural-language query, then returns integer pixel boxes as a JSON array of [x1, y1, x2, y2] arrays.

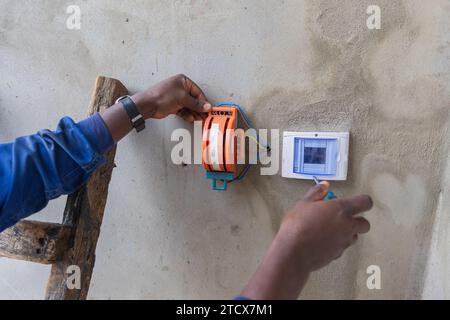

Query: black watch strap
[[116, 96, 146, 133]]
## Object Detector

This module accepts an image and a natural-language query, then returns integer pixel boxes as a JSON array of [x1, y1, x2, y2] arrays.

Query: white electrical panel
[[282, 132, 349, 181]]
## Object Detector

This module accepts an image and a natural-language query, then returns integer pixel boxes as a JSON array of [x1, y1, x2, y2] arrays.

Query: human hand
[[131, 74, 212, 122], [241, 182, 373, 300], [280, 182, 373, 272]]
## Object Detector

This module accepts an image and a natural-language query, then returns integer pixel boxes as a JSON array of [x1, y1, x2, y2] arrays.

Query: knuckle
[[343, 203, 355, 216], [174, 74, 187, 86]]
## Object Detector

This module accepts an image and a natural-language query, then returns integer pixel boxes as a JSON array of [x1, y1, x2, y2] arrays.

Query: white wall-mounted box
[[282, 132, 349, 181]]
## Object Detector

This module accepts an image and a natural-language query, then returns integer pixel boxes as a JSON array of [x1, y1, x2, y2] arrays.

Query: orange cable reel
[[202, 106, 238, 190], [201, 103, 268, 191]]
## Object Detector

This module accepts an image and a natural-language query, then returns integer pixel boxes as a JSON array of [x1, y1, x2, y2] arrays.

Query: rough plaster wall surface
[[0, 0, 449, 299], [422, 148, 450, 299]]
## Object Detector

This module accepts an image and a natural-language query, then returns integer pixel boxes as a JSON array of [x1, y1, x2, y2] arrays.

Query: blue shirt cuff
[[77, 113, 114, 155]]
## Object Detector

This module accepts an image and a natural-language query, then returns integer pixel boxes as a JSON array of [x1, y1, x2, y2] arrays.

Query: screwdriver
[[313, 176, 337, 201]]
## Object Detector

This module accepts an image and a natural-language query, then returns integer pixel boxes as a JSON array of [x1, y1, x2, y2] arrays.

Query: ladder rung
[[0, 220, 70, 264]]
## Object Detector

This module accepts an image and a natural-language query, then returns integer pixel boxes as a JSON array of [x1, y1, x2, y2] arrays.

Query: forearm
[[241, 230, 311, 300], [99, 93, 156, 143], [0, 115, 113, 232], [0, 74, 210, 232], [99, 103, 133, 143], [0, 99, 141, 232]]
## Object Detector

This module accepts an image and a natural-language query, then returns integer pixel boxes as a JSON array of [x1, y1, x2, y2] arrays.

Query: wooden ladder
[[0, 76, 128, 300]]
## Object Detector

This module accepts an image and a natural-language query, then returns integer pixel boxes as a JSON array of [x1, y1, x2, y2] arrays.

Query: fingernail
[[319, 181, 330, 188], [367, 196, 374, 208], [203, 103, 212, 112], [315, 181, 329, 194]]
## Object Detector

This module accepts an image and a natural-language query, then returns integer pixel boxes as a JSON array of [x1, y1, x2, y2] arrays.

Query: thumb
[[181, 94, 212, 113], [303, 181, 330, 202]]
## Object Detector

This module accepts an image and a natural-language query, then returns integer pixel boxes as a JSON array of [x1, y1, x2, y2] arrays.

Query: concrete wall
[[0, 0, 449, 299]]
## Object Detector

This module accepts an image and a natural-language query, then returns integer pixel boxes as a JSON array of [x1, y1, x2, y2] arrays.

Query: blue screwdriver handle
[[324, 191, 337, 201]]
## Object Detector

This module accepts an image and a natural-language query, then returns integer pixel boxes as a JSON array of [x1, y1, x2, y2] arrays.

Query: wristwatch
[[115, 95, 146, 132]]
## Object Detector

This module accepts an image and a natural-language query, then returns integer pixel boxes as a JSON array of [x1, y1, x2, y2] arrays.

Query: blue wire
[[217, 103, 254, 129], [216, 103, 270, 182], [217, 102, 271, 151], [234, 165, 253, 182]]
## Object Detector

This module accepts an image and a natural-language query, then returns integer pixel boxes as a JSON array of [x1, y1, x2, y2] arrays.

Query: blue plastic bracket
[[206, 171, 235, 191]]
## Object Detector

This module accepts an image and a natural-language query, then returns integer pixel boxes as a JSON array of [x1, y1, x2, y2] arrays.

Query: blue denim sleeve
[[0, 113, 113, 232]]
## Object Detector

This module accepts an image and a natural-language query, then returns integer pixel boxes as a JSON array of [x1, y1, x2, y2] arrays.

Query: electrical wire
[[233, 164, 253, 182], [217, 103, 271, 152], [217, 103, 253, 128], [216, 103, 271, 182]]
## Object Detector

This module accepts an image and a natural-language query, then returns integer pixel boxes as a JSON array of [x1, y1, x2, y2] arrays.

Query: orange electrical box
[[202, 106, 238, 190], [201, 103, 268, 191], [202, 106, 238, 174]]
